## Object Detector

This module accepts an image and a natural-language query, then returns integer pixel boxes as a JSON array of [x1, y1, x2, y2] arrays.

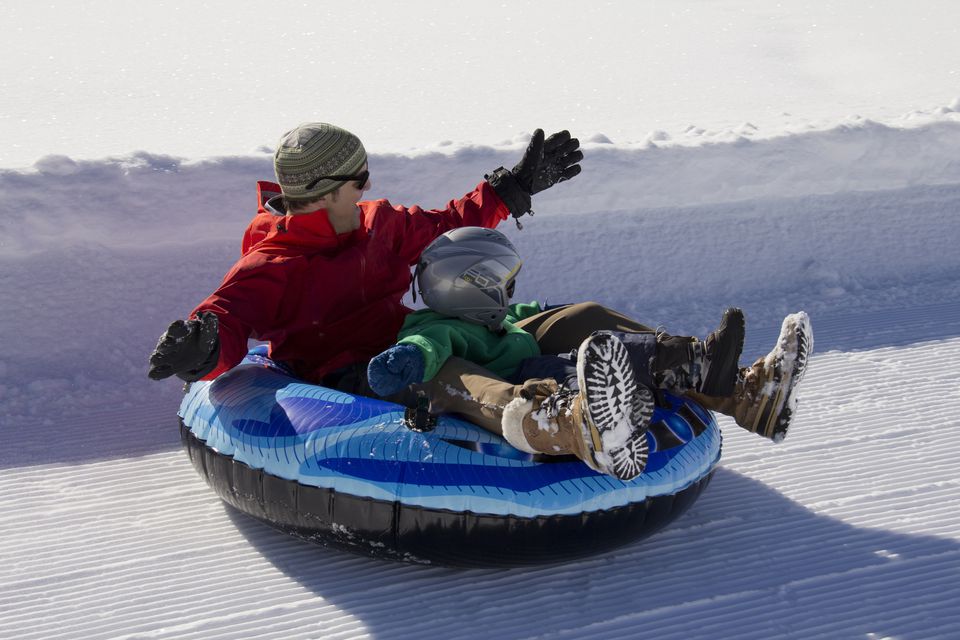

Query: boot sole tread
[[577, 333, 652, 481]]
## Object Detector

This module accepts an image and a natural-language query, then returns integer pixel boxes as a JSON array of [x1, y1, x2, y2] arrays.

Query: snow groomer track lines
[[178, 347, 720, 566]]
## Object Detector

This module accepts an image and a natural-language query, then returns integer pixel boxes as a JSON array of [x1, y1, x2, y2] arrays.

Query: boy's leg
[[412, 302, 650, 423], [515, 302, 655, 354], [407, 356, 535, 435], [518, 302, 744, 397], [408, 347, 653, 481], [327, 362, 524, 435]]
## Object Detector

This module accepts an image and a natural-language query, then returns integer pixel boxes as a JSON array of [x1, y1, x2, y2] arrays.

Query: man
[[148, 122, 580, 384], [149, 122, 657, 479]]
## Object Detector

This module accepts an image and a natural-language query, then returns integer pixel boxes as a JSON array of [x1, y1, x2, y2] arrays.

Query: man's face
[[322, 163, 370, 233]]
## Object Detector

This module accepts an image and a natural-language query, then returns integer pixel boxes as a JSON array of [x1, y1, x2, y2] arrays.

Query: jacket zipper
[[359, 252, 368, 304]]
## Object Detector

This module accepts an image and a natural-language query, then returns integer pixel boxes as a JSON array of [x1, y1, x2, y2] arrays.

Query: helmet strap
[[411, 262, 422, 303]]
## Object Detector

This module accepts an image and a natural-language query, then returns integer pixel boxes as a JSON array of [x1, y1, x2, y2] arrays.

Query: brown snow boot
[[653, 307, 746, 396], [687, 312, 813, 442], [502, 332, 654, 480]]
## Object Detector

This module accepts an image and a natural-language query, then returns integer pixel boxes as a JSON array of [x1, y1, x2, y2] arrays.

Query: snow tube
[[179, 346, 721, 566]]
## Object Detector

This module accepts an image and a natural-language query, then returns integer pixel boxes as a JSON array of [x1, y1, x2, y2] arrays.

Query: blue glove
[[367, 344, 426, 397]]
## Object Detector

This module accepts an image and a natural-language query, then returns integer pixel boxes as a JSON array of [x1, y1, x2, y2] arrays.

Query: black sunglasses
[[305, 169, 369, 192]]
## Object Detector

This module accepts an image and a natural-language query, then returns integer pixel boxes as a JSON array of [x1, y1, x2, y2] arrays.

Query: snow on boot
[[501, 333, 654, 481], [688, 311, 813, 442], [653, 308, 745, 397]]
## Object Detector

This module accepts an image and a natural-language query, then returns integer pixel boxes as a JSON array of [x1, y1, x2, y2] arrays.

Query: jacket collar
[[251, 182, 367, 252]]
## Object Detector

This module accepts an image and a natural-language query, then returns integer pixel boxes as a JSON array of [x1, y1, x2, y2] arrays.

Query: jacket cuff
[[397, 336, 438, 382], [485, 167, 532, 218], [507, 301, 544, 323]]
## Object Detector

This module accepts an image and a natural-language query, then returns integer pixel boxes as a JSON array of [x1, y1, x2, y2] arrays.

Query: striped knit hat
[[273, 123, 367, 200]]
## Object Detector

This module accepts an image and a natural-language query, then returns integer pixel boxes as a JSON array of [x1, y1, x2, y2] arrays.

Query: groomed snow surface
[[3, 2, 960, 637]]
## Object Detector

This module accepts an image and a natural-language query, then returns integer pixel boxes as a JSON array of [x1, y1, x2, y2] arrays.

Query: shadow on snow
[[224, 467, 960, 640]]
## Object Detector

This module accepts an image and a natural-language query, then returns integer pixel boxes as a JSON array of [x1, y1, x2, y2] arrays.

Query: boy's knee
[[564, 301, 608, 321]]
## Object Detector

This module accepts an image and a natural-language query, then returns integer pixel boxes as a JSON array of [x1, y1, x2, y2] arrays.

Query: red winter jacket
[[192, 180, 510, 383]]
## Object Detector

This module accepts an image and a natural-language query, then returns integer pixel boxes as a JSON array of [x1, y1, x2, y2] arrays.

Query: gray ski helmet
[[414, 227, 522, 330]]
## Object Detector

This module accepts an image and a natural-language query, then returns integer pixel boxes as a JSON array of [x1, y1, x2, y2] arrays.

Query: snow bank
[[4, 114, 959, 256]]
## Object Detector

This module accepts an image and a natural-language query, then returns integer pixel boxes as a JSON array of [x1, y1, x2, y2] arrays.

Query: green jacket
[[398, 301, 543, 381]]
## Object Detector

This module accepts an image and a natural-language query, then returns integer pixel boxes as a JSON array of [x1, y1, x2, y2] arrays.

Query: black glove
[[487, 129, 583, 221], [148, 311, 221, 382], [513, 129, 583, 195]]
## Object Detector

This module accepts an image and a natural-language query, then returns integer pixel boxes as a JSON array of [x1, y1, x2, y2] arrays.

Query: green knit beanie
[[273, 122, 367, 200]]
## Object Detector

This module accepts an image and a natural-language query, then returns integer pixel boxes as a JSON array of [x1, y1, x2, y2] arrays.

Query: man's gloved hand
[[148, 311, 221, 382], [367, 344, 425, 397], [487, 128, 583, 221], [512, 129, 583, 195]]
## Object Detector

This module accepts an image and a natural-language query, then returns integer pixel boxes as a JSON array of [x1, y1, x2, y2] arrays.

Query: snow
[[2, 2, 960, 639]]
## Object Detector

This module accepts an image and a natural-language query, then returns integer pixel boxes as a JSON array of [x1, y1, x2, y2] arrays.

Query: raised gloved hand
[[487, 129, 583, 222], [367, 344, 425, 397], [512, 129, 583, 195], [148, 311, 221, 382]]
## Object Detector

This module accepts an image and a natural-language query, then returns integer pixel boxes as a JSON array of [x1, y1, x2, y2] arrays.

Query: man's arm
[[148, 260, 287, 382], [376, 128, 583, 265]]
